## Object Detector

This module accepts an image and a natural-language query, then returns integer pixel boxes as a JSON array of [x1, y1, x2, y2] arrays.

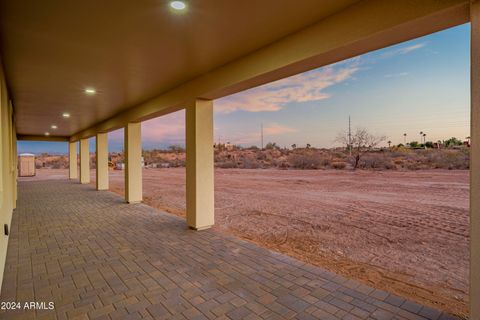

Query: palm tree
[[306, 143, 311, 149], [291, 144, 296, 149], [423, 133, 427, 148], [387, 140, 392, 148], [419, 131, 424, 144], [403, 133, 407, 145]]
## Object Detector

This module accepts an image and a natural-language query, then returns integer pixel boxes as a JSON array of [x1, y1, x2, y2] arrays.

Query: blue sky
[[18, 23, 470, 154]]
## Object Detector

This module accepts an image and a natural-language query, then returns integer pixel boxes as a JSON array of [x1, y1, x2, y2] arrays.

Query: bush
[[331, 161, 346, 169], [357, 154, 395, 170], [288, 153, 322, 169], [216, 161, 237, 168], [239, 156, 261, 169]]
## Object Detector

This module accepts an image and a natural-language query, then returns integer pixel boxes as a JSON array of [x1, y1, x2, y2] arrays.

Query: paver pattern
[[0, 180, 461, 320]]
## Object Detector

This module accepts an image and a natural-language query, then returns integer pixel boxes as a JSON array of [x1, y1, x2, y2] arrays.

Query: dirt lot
[[23, 168, 469, 317]]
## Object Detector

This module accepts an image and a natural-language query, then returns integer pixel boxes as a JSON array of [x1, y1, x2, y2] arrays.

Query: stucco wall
[[0, 57, 17, 292]]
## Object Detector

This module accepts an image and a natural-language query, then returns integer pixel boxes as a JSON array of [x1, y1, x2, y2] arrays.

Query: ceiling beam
[[71, 0, 469, 142], [17, 135, 69, 142]]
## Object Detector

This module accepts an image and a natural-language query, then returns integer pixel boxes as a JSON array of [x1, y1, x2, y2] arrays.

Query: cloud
[[381, 43, 426, 58], [384, 72, 409, 78], [214, 59, 360, 114], [107, 111, 185, 146], [141, 110, 185, 144], [263, 123, 297, 135]]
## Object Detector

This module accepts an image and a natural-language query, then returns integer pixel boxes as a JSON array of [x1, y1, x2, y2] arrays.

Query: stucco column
[[471, 2, 480, 319], [185, 99, 214, 230], [69, 141, 78, 180], [96, 132, 109, 190], [79, 138, 90, 184], [125, 122, 142, 203]]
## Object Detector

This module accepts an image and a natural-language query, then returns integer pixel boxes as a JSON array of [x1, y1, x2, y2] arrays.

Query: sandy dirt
[[21, 168, 469, 317]]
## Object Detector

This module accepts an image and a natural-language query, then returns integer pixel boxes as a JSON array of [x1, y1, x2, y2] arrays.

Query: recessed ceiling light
[[84, 88, 96, 95], [62, 112, 70, 118], [51, 125, 58, 129], [45, 132, 50, 136], [170, 1, 186, 10]]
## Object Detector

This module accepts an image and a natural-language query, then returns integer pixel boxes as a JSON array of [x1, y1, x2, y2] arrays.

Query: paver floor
[[0, 180, 461, 320]]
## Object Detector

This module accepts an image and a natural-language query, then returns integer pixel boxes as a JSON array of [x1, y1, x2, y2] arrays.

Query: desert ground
[[22, 168, 469, 317]]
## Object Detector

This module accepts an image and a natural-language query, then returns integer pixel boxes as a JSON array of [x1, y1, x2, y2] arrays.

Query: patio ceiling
[[0, 0, 360, 137]]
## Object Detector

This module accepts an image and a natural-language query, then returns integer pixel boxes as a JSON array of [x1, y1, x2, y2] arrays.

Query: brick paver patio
[[0, 180, 461, 320]]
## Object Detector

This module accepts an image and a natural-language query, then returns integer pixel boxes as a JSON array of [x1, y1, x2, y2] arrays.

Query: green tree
[[409, 141, 419, 148], [444, 137, 463, 148]]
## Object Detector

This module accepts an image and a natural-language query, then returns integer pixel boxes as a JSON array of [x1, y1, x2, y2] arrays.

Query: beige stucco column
[[69, 141, 78, 180], [96, 132, 109, 190], [185, 99, 214, 230], [471, 2, 480, 319], [79, 138, 90, 184], [125, 122, 142, 203]]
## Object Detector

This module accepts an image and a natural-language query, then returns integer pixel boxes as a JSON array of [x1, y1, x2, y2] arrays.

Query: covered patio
[[0, 0, 479, 319], [0, 180, 459, 319]]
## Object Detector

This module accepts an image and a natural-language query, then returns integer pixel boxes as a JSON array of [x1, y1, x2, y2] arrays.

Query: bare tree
[[336, 128, 386, 170]]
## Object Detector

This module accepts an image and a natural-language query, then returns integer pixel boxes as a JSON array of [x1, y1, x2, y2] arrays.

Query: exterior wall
[[471, 2, 480, 319], [0, 57, 17, 291]]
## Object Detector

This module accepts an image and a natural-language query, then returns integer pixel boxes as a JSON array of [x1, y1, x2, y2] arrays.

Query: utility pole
[[348, 116, 352, 155], [260, 123, 264, 150]]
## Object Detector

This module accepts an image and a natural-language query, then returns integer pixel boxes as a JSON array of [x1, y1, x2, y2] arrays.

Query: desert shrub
[[426, 150, 469, 169], [168, 145, 185, 153], [239, 156, 261, 169], [216, 161, 237, 169], [288, 153, 322, 169], [333, 152, 347, 159], [265, 142, 279, 150], [406, 162, 421, 170], [320, 157, 331, 167], [51, 162, 62, 169], [331, 161, 346, 169], [170, 159, 185, 167], [277, 161, 290, 169], [256, 152, 267, 161], [357, 154, 395, 170]]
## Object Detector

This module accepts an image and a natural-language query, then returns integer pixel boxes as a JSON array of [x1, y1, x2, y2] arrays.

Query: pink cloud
[[141, 110, 185, 143], [214, 60, 360, 113], [108, 111, 185, 145], [263, 123, 297, 135]]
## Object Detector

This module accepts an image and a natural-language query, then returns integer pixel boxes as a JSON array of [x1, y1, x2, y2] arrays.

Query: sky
[[18, 23, 470, 154]]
